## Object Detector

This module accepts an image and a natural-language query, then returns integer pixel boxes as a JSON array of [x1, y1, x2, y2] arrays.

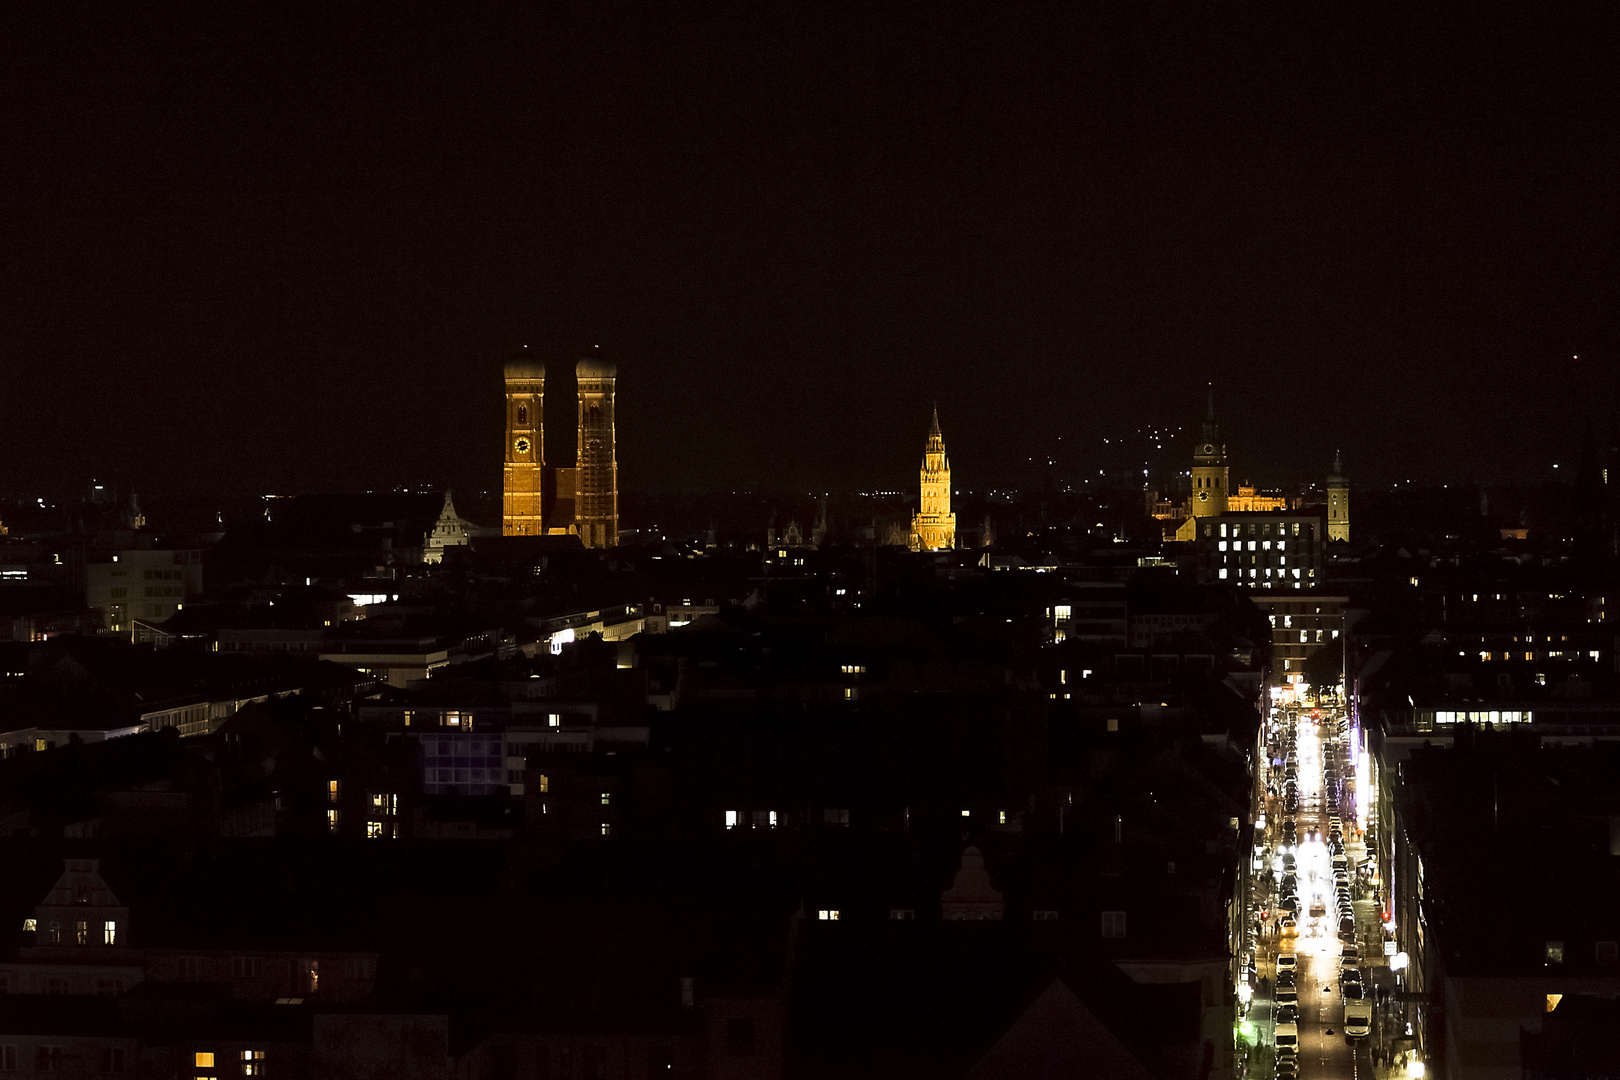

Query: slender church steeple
[[911, 405, 956, 551], [1189, 383, 1228, 518], [1327, 450, 1349, 542]]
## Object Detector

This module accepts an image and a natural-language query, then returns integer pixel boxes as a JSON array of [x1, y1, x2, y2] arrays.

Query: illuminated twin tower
[[502, 357, 619, 547]]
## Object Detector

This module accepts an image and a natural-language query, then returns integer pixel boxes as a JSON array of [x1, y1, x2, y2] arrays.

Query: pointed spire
[[1206, 382, 1215, 422], [1333, 449, 1343, 475], [929, 402, 942, 437]]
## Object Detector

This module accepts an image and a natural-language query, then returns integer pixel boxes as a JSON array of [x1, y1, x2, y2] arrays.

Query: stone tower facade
[[502, 357, 546, 536], [1326, 450, 1349, 542], [1190, 385, 1229, 518], [910, 407, 956, 551], [574, 358, 619, 549]]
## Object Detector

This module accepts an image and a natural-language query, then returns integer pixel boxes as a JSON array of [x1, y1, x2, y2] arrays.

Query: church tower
[[910, 406, 957, 551], [574, 358, 619, 548], [502, 356, 546, 535], [1189, 384, 1228, 518], [1326, 450, 1349, 542]]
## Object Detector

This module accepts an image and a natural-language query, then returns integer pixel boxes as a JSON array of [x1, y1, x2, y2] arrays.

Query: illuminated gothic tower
[[574, 358, 619, 548], [910, 406, 957, 551], [1190, 384, 1229, 518], [502, 357, 546, 536], [1327, 450, 1349, 542]]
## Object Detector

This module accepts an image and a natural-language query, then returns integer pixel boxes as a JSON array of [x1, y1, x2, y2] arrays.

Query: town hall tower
[[910, 406, 956, 551]]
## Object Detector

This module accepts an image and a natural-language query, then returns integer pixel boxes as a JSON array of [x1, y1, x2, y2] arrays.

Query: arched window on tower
[[517, 404, 528, 426]]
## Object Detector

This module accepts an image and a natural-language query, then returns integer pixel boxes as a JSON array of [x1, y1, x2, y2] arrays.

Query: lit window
[[195, 1052, 215, 1068], [725, 811, 738, 829], [1054, 605, 1071, 620], [599, 792, 611, 806], [366, 821, 383, 839], [242, 1050, 266, 1076], [327, 780, 339, 803], [961, 809, 971, 817], [548, 713, 561, 728], [1547, 941, 1565, 964], [22, 918, 36, 932], [538, 774, 549, 793], [327, 809, 338, 832], [1218, 541, 1228, 552], [76, 920, 89, 945], [601, 823, 612, 837], [998, 810, 1006, 824], [818, 909, 839, 921], [1218, 568, 1228, 580], [103, 920, 117, 945]]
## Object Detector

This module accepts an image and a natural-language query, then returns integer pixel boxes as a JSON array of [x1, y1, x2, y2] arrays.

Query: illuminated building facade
[[573, 358, 619, 549], [1227, 483, 1291, 513], [1326, 451, 1349, 542], [910, 407, 956, 551], [1250, 592, 1347, 687], [85, 549, 203, 634], [1188, 513, 1324, 589], [502, 358, 546, 536], [1189, 386, 1229, 518], [424, 492, 473, 564]]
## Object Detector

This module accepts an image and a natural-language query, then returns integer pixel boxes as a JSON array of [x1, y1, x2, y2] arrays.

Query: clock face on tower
[[1198, 491, 1210, 502], [514, 437, 531, 455], [1202, 444, 1215, 455]]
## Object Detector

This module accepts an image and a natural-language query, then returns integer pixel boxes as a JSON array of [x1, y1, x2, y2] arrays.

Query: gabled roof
[[967, 978, 1159, 1080], [37, 858, 125, 910]]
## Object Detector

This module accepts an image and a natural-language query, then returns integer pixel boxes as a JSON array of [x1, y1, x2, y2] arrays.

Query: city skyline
[[2, 5, 1618, 499]]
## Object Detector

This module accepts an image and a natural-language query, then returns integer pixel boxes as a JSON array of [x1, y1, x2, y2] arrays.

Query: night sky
[[2, 3, 1618, 500]]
